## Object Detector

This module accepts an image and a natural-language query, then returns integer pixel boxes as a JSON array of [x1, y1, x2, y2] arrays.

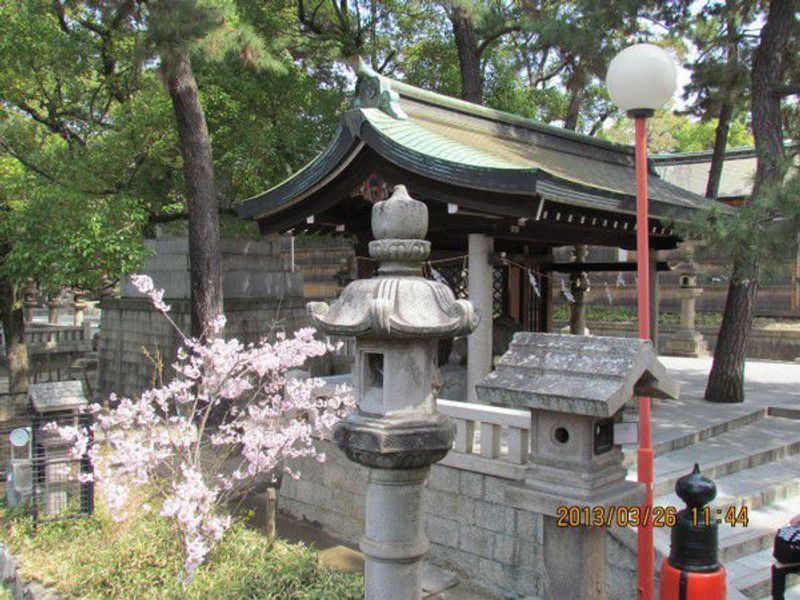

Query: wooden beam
[[542, 261, 671, 273]]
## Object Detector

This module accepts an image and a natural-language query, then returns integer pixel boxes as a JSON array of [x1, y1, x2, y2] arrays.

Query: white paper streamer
[[430, 265, 447, 285], [528, 270, 541, 298], [561, 277, 575, 304]]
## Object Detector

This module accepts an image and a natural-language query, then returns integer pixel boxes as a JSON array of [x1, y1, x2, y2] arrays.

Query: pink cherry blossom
[[51, 275, 354, 578]]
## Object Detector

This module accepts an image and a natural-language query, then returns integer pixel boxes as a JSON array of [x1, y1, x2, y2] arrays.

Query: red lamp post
[[607, 43, 678, 600]]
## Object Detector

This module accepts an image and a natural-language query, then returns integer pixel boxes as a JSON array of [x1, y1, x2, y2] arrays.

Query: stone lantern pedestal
[[477, 332, 679, 600], [308, 185, 478, 600], [47, 298, 60, 325], [666, 258, 709, 357]]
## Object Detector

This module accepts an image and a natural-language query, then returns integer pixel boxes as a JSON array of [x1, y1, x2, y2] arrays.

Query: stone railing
[[23, 323, 94, 386], [437, 399, 530, 480], [25, 322, 92, 349]]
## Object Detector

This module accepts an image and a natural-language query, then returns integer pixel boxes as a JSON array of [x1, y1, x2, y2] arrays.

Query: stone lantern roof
[[672, 258, 698, 276], [477, 332, 679, 417], [308, 185, 479, 339], [29, 381, 88, 415]]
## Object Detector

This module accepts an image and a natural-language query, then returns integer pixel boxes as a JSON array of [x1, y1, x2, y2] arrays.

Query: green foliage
[[678, 158, 800, 281], [552, 304, 724, 327], [0, 0, 348, 297], [0, 184, 149, 294], [600, 109, 753, 153], [0, 502, 362, 600]]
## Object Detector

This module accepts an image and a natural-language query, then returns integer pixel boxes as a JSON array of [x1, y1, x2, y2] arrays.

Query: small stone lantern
[[665, 257, 709, 357], [308, 185, 478, 600], [476, 332, 679, 600]]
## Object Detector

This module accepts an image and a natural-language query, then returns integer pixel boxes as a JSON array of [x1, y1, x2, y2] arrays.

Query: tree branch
[[477, 24, 521, 56], [773, 82, 800, 97]]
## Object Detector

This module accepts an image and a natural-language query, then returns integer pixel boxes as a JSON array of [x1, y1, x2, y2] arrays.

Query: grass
[[552, 304, 724, 326], [0, 502, 362, 600], [553, 304, 800, 330]]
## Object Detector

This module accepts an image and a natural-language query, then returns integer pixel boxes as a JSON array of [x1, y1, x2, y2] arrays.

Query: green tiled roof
[[236, 66, 725, 224]]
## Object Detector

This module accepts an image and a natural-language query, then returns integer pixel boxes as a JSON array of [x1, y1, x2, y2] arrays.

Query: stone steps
[[623, 404, 767, 468], [639, 408, 800, 599], [657, 455, 800, 513], [655, 473, 800, 565], [726, 547, 800, 599], [628, 416, 800, 497]]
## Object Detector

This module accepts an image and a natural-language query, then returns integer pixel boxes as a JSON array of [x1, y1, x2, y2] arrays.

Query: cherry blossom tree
[[50, 274, 353, 578]]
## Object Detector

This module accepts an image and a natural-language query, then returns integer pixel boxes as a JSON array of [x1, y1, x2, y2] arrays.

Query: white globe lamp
[[605, 42, 678, 600], [606, 43, 678, 116]]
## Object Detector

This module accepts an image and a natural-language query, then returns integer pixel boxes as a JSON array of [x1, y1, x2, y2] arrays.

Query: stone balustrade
[[25, 323, 92, 348], [438, 399, 530, 472]]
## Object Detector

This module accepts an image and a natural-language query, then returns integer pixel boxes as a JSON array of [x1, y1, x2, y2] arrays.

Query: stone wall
[[557, 320, 800, 361], [97, 297, 307, 400], [281, 438, 646, 599], [97, 236, 308, 400]]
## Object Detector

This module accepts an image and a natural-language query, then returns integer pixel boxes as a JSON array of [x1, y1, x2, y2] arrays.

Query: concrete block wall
[[97, 297, 307, 400], [279, 439, 547, 599], [97, 234, 310, 401]]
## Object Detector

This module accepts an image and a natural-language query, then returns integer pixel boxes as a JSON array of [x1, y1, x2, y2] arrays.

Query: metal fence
[[3, 412, 94, 524]]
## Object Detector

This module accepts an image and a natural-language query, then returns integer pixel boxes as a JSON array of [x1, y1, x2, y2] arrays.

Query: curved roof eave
[[236, 108, 729, 225], [235, 124, 364, 221]]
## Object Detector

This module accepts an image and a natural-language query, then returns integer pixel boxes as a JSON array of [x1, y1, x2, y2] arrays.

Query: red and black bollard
[[660, 463, 727, 600]]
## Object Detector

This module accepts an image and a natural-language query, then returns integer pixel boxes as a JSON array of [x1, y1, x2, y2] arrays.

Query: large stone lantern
[[665, 254, 709, 357], [308, 185, 479, 600]]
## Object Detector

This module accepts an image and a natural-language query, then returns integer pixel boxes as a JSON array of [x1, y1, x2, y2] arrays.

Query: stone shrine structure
[[235, 59, 722, 404], [307, 185, 478, 600], [97, 234, 306, 399], [477, 332, 678, 600]]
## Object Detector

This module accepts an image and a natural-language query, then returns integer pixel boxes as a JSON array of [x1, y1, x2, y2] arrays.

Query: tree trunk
[[705, 261, 759, 402], [705, 100, 733, 199], [449, 5, 482, 104], [562, 81, 587, 335], [563, 68, 585, 132], [705, 0, 794, 403], [162, 47, 223, 339], [0, 277, 29, 399]]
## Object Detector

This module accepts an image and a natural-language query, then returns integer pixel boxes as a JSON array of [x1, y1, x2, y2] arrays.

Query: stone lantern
[[476, 332, 679, 600], [308, 185, 479, 600], [665, 256, 709, 357]]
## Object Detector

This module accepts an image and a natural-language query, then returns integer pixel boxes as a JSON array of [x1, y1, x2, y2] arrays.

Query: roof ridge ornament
[[353, 56, 408, 120]]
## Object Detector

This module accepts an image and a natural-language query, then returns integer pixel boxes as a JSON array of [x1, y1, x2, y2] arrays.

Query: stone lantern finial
[[308, 185, 477, 339]]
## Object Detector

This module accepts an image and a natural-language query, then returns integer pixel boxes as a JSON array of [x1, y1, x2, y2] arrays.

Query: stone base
[[665, 330, 709, 358], [505, 475, 643, 518]]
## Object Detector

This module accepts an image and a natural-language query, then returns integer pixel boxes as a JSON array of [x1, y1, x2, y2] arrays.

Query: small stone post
[[308, 185, 478, 600], [665, 254, 709, 357], [23, 284, 37, 323]]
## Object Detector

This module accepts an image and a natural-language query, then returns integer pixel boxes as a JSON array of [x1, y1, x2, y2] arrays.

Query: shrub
[[0, 502, 362, 599]]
